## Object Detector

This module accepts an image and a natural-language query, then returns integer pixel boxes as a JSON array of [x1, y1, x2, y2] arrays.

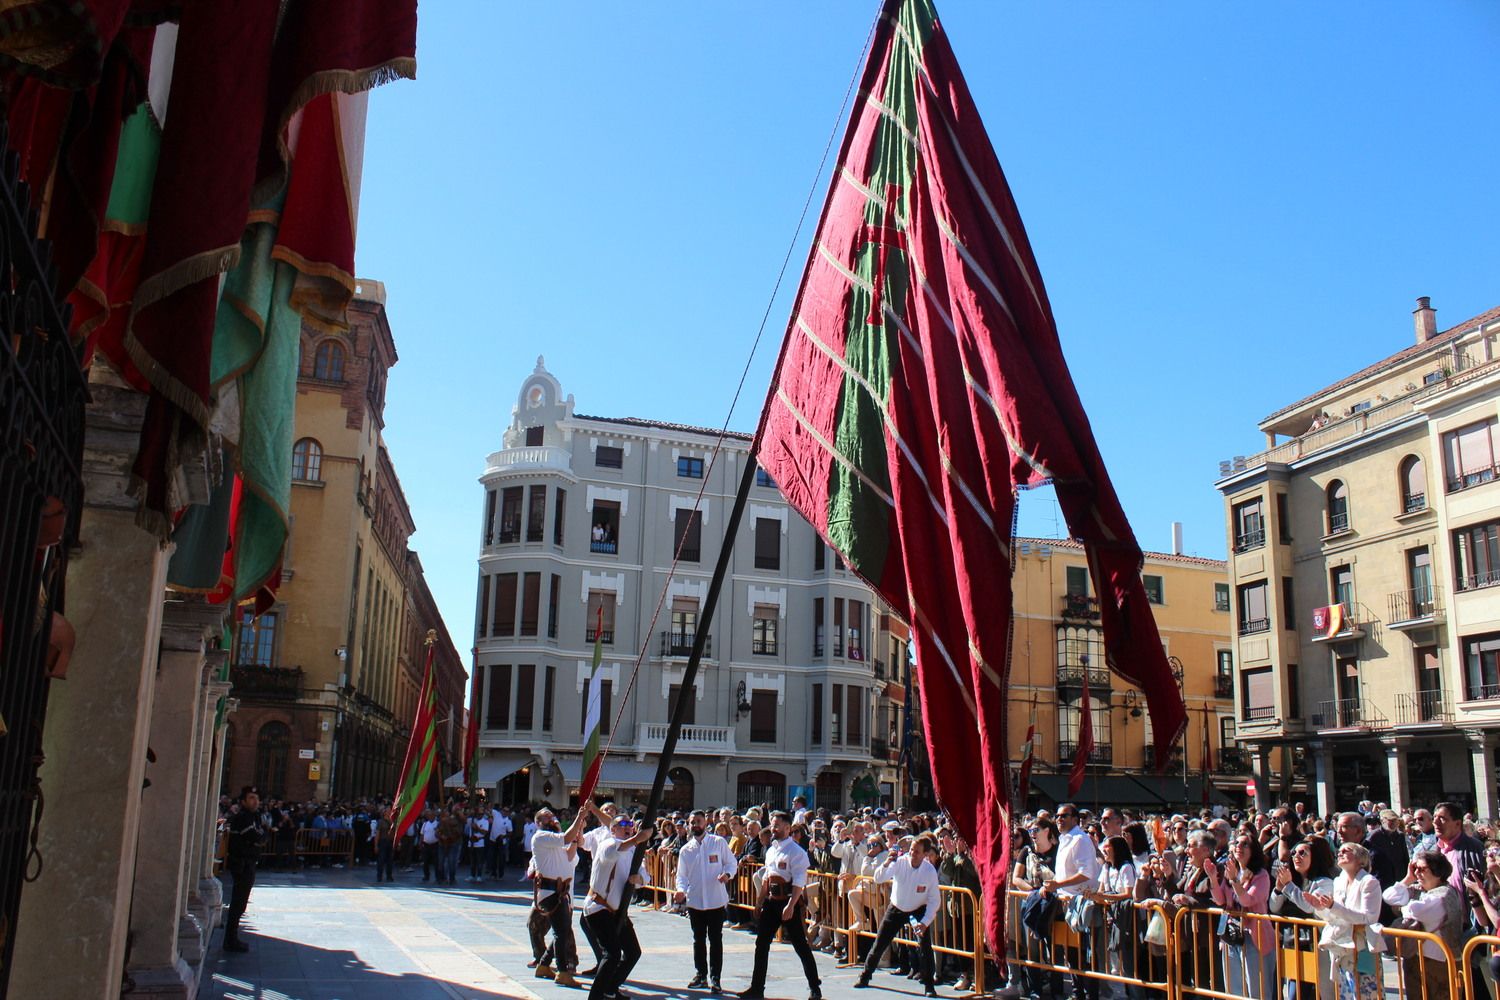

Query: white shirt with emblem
[[676, 832, 739, 910], [764, 836, 810, 889], [874, 854, 942, 925]]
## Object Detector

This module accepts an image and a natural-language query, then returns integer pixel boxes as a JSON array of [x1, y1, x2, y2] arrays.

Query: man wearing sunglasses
[[582, 804, 652, 1000]]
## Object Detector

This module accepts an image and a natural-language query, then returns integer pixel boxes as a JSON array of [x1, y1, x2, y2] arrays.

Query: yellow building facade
[[1001, 536, 1238, 810], [1216, 299, 1500, 817]]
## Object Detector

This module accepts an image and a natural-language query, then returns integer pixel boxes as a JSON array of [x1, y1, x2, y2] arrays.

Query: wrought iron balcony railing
[[1447, 464, 1499, 495], [1312, 698, 1388, 730], [231, 665, 304, 700], [1057, 665, 1112, 689], [1458, 569, 1500, 594], [586, 627, 614, 644], [1327, 511, 1350, 535], [1238, 617, 1270, 636], [1233, 529, 1265, 553], [1061, 593, 1100, 621], [1403, 492, 1427, 514], [752, 638, 778, 656], [1057, 742, 1112, 766], [1463, 682, 1500, 703], [1214, 675, 1234, 699], [1388, 586, 1442, 625], [659, 631, 710, 658], [1394, 690, 1453, 726], [1218, 747, 1251, 774]]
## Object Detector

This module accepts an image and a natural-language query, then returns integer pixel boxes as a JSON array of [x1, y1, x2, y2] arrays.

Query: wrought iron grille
[[0, 125, 87, 995]]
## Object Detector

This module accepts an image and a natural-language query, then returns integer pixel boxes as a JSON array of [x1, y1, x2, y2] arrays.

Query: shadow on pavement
[[196, 932, 517, 999]]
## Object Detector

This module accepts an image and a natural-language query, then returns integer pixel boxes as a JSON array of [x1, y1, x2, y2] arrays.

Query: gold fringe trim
[[207, 291, 269, 391], [68, 275, 108, 342], [275, 57, 417, 164], [100, 219, 147, 236], [123, 243, 244, 429]]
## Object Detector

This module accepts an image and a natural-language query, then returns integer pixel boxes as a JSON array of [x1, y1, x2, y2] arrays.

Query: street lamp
[[734, 680, 752, 719]]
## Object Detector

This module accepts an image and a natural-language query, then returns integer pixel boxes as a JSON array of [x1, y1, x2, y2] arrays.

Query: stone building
[[1215, 298, 1500, 815], [470, 361, 903, 812], [222, 281, 466, 803], [1005, 536, 1239, 810]]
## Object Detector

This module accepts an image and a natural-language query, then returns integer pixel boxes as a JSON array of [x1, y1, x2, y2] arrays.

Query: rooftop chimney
[[1171, 521, 1183, 556], [1413, 296, 1437, 344]]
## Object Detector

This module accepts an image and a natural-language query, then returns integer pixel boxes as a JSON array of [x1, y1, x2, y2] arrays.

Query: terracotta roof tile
[[1014, 535, 1225, 569], [1260, 304, 1500, 426]]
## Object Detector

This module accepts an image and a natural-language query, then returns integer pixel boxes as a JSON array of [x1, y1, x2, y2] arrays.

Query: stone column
[[1382, 737, 1409, 813], [126, 597, 223, 997], [1468, 732, 1498, 822], [1249, 746, 1271, 813], [1311, 743, 1335, 817], [186, 679, 232, 941], [11, 383, 169, 1000]]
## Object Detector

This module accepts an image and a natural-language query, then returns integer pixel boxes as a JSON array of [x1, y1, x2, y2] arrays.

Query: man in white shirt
[[491, 806, 514, 875], [854, 834, 942, 997], [739, 811, 821, 1000], [1043, 804, 1102, 1000], [530, 807, 587, 988], [580, 803, 651, 1000], [577, 801, 620, 975], [418, 808, 440, 883], [674, 809, 740, 992], [522, 812, 540, 876], [792, 795, 811, 826], [466, 808, 490, 882]]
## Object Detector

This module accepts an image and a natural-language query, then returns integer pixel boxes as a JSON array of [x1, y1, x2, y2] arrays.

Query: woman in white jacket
[[1304, 842, 1384, 1000]]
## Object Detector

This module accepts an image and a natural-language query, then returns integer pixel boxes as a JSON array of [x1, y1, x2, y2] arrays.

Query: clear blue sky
[[352, 1, 1500, 655]]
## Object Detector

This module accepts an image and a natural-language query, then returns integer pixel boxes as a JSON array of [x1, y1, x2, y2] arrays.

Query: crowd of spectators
[[218, 792, 1500, 1000]]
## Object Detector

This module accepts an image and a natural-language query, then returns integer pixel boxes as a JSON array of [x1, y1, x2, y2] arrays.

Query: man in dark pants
[[739, 811, 822, 1000], [530, 807, 586, 988], [854, 834, 941, 997], [223, 786, 268, 952], [675, 809, 740, 992], [582, 807, 652, 1000], [374, 808, 396, 883]]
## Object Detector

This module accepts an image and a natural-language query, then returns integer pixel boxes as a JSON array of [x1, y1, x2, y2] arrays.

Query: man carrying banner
[[530, 806, 587, 988], [581, 803, 652, 1000], [739, 811, 822, 1000], [675, 808, 740, 992]]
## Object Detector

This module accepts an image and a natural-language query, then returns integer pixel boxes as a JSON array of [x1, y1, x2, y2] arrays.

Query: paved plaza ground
[[197, 865, 943, 1000]]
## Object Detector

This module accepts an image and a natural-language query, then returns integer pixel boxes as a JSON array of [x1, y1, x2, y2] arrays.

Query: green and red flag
[[578, 606, 606, 804], [754, 0, 1187, 948], [392, 631, 439, 841]]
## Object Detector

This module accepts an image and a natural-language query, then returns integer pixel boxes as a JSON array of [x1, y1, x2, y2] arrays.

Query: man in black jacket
[[223, 786, 268, 952]]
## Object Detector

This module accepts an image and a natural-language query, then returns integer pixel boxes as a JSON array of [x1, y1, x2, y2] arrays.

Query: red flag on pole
[[753, 0, 1187, 950], [392, 631, 439, 841], [1068, 667, 1094, 798], [462, 651, 480, 789]]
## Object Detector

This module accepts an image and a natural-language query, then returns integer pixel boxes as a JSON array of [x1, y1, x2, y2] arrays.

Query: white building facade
[[471, 360, 904, 812]]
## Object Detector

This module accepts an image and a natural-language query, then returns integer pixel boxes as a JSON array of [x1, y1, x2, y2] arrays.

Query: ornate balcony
[[1057, 664, 1112, 692], [1218, 747, 1251, 774], [636, 723, 736, 756], [1061, 593, 1100, 622], [1214, 675, 1234, 699]]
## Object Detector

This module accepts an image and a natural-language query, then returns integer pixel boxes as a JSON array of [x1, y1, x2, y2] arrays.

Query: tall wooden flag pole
[[612, 458, 760, 921]]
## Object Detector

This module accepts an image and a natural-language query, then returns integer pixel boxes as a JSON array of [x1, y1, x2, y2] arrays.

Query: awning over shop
[[1030, 774, 1165, 808], [1135, 774, 1235, 808], [443, 751, 534, 788], [555, 758, 673, 790]]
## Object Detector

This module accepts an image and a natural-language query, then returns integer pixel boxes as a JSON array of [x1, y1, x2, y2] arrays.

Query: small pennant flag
[[1016, 712, 1037, 804]]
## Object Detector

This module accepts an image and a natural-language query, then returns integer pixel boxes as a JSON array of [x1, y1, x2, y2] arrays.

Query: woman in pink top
[[1209, 833, 1274, 999]]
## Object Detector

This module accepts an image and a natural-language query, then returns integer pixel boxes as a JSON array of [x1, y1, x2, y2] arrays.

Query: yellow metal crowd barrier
[[292, 827, 354, 865], [627, 854, 1500, 1000]]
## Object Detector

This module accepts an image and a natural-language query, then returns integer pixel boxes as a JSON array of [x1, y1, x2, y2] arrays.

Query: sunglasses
[[1293, 847, 1310, 856]]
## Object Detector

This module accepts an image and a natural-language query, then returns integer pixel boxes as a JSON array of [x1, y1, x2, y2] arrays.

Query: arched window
[[662, 767, 695, 813], [1400, 456, 1427, 513], [736, 769, 785, 811], [313, 340, 345, 380], [292, 437, 322, 481], [255, 721, 291, 799], [1326, 480, 1349, 534], [219, 722, 235, 797]]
